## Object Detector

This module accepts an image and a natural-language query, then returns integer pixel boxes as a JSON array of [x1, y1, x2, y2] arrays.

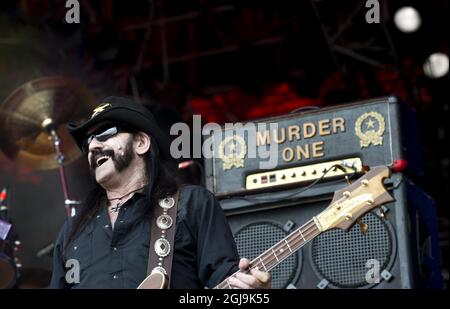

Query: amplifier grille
[[234, 222, 301, 289], [311, 212, 393, 288]]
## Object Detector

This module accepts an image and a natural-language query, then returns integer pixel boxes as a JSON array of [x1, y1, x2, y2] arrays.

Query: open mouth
[[96, 155, 111, 167]]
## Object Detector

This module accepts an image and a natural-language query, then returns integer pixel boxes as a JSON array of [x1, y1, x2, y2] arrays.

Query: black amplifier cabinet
[[204, 96, 424, 203]]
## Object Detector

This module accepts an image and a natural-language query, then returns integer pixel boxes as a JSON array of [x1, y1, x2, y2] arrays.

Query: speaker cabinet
[[224, 173, 442, 289]]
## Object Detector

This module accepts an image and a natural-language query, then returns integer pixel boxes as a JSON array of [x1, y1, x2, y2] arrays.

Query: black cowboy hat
[[67, 96, 171, 159]]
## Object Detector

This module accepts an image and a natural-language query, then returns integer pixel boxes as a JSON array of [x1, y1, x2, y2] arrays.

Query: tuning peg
[[362, 165, 370, 173], [356, 219, 369, 235], [378, 207, 387, 219], [345, 175, 352, 185]]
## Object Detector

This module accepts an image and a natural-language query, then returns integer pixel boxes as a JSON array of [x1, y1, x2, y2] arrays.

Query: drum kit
[[0, 76, 97, 288]]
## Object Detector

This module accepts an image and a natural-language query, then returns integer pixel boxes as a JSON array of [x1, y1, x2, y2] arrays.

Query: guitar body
[[137, 270, 168, 289]]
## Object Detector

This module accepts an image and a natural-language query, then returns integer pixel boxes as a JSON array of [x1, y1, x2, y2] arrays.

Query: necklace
[[110, 200, 124, 213], [108, 185, 147, 213]]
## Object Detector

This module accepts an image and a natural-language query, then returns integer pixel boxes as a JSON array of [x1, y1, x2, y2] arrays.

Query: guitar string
[[216, 222, 319, 289], [237, 190, 363, 276], [216, 219, 320, 288], [249, 220, 319, 271]]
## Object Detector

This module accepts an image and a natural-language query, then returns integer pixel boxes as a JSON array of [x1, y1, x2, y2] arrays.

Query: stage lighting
[[423, 53, 449, 79], [394, 6, 421, 33]]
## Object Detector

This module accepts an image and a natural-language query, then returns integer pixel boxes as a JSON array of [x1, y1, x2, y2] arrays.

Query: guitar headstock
[[315, 166, 394, 232]]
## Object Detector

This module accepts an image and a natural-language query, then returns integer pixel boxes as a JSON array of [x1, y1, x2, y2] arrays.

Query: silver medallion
[[159, 197, 175, 209], [154, 238, 171, 257], [156, 214, 173, 230]]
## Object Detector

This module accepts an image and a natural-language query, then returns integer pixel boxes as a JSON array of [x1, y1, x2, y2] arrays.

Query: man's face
[[86, 124, 136, 186]]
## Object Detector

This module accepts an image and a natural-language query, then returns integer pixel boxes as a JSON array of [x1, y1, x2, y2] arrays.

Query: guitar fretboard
[[215, 218, 321, 289]]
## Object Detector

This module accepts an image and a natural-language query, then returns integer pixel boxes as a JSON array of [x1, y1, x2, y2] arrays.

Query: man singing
[[49, 96, 271, 289]]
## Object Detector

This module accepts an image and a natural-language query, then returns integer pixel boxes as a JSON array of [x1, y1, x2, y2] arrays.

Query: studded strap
[[146, 189, 180, 288]]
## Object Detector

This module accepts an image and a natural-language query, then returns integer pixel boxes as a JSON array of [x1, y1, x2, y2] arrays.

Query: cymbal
[[0, 76, 97, 170]]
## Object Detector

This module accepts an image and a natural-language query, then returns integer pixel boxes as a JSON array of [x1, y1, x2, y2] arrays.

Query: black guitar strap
[[146, 189, 180, 288]]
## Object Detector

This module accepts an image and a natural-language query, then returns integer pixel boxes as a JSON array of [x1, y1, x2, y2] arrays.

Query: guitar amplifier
[[225, 174, 442, 289], [203, 96, 439, 289], [204, 96, 424, 204]]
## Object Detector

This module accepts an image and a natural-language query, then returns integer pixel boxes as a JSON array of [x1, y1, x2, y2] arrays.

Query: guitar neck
[[215, 218, 321, 289]]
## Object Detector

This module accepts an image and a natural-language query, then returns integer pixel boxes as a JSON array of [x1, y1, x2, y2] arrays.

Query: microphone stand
[[42, 118, 79, 217]]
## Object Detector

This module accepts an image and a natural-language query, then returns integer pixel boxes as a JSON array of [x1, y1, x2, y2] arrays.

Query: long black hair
[[66, 135, 179, 246]]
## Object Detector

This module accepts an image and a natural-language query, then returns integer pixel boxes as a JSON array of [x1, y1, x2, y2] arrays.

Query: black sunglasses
[[83, 126, 122, 152]]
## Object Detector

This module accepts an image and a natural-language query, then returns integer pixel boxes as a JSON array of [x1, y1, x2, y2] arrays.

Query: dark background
[[0, 0, 448, 288]]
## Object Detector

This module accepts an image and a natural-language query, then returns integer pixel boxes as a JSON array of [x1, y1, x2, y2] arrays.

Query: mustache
[[89, 148, 115, 170]]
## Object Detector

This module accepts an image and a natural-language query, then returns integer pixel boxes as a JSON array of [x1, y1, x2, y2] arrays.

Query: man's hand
[[228, 258, 271, 289]]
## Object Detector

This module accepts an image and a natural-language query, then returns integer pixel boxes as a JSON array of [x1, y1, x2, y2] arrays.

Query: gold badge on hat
[[354, 111, 386, 148], [218, 135, 247, 170], [91, 103, 112, 118]]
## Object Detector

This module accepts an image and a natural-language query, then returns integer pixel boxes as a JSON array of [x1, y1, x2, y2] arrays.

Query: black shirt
[[49, 185, 240, 289]]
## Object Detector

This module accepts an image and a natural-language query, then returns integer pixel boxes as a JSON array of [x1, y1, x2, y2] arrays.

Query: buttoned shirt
[[49, 185, 239, 288]]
